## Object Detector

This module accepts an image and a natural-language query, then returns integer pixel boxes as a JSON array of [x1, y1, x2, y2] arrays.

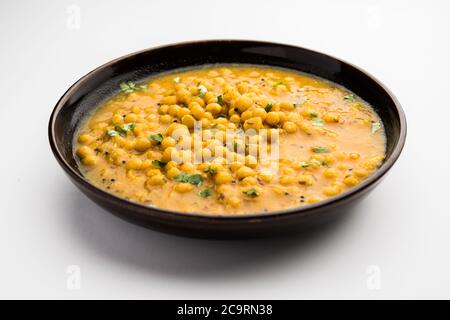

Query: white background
[[1, 0, 449, 299]]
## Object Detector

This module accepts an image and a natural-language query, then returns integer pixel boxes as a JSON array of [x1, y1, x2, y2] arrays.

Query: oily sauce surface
[[75, 65, 386, 214]]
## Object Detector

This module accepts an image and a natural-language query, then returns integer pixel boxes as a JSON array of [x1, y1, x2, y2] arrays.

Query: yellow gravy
[[75, 65, 386, 214]]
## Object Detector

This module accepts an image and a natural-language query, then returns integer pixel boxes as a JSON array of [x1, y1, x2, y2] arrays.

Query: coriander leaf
[[312, 117, 324, 127], [199, 188, 213, 198], [273, 80, 284, 88], [149, 133, 163, 144], [265, 103, 273, 112], [106, 129, 119, 137], [113, 122, 135, 136], [294, 96, 308, 108], [344, 94, 356, 102], [187, 174, 203, 186], [120, 82, 133, 93], [217, 95, 224, 106], [122, 123, 135, 131], [198, 85, 207, 97], [174, 173, 203, 186], [300, 159, 323, 168], [371, 122, 382, 134], [311, 146, 330, 153], [152, 160, 167, 168], [120, 81, 147, 94], [174, 172, 190, 183], [205, 166, 217, 175], [243, 188, 259, 197], [300, 161, 310, 168], [310, 112, 324, 126]]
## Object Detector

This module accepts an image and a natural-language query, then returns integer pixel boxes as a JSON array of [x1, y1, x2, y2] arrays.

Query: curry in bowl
[[74, 65, 385, 214]]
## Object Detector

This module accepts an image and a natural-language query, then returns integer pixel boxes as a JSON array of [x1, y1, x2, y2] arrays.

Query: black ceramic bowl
[[49, 40, 406, 239]]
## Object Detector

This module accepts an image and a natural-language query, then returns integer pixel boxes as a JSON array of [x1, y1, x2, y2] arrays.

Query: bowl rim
[[48, 39, 407, 221]]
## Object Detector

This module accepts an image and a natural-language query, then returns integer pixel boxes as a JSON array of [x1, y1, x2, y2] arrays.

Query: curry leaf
[[300, 159, 322, 168], [300, 161, 311, 168]]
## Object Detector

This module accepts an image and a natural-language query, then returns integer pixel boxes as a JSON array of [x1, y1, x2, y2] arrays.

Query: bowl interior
[[52, 40, 403, 190]]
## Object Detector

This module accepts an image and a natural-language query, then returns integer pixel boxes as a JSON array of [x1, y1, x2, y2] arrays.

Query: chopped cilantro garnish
[[112, 122, 135, 136], [243, 188, 259, 197], [311, 146, 330, 153], [106, 129, 119, 137], [120, 81, 147, 93], [174, 173, 203, 186], [152, 160, 167, 168], [198, 85, 207, 97], [371, 122, 382, 134], [205, 166, 217, 175], [344, 94, 356, 102], [199, 188, 213, 198], [149, 133, 163, 144], [273, 80, 284, 88], [217, 95, 224, 106], [300, 159, 323, 168], [312, 117, 324, 127]]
